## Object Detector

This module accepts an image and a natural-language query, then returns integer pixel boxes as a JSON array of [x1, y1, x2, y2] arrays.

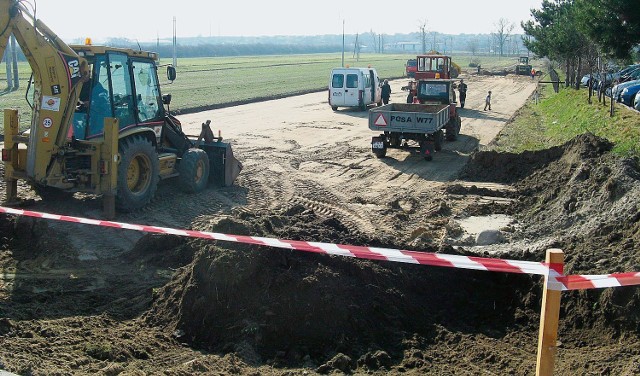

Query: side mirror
[[167, 66, 177, 82]]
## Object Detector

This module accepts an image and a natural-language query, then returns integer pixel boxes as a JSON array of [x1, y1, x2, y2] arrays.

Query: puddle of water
[[457, 214, 514, 236]]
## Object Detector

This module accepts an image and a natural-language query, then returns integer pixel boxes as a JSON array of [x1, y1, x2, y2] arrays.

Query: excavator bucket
[[202, 141, 242, 187], [195, 121, 242, 187]]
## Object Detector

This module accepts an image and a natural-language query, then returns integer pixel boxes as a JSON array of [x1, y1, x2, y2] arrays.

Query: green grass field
[[492, 81, 640, 157], [0, 53, 521, 131]]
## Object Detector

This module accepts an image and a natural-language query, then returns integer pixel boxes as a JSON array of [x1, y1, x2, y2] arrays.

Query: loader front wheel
[[178, 148, 210, 193], [116, 136, 159, 212]]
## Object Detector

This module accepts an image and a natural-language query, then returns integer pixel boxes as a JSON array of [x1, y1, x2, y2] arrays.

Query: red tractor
[[402, 54, 462, 142], [414, 54, 458, 80]]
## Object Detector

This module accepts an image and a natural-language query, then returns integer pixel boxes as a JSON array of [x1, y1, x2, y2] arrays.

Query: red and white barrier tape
[[0, 206, 638, 291]]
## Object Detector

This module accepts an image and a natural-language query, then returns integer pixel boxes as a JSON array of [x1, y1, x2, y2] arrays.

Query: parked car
[[581, 73, 595, 87], [634, 92, 640, 111], [619, 82, 640, 106], [613, 64, 640, 82], [611, 79, 640, 101], [620, 67, 640, 83], [592, 73, 615, 91]]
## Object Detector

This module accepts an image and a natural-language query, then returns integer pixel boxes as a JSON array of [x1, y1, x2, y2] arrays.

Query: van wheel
[[331, 106, 338, 111]]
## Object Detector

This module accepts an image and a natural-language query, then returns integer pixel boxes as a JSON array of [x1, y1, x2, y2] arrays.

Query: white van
[[329, 67, 382, 111]]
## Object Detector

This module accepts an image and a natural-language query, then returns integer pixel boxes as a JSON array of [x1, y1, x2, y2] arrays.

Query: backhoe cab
[[0, 0, 241, 217]]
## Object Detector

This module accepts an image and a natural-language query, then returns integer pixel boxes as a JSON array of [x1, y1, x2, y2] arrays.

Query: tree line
[[522, 0, 639, 88]]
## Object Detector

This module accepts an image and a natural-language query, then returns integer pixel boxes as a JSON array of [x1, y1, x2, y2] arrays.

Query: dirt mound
[[144, 204, 537, 371], [460, 133, 613, 184], [462, 133, 640, 338]]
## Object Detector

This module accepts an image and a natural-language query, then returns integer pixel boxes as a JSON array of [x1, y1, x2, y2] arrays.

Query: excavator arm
[[0, 0, 89, 182]]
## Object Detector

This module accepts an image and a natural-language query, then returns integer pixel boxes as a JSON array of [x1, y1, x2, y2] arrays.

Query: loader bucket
[[200, 141, 242, 187]]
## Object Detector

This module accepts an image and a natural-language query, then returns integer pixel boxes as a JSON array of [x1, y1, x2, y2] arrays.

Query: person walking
[[458, 79, 468, 108], [381, 79, 391, 105], [484, 90, 492, 111]]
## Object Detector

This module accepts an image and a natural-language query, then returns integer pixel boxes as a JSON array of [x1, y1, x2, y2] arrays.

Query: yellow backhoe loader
[[0, 0, 241, 218]]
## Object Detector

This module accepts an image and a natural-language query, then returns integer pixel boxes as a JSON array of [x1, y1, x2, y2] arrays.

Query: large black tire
[[434, 130, 444, 151], [373, 148, 387, 158], [116, 135, 159, 212], [446, 115, 461, 141], [178, 148, 210, 193]]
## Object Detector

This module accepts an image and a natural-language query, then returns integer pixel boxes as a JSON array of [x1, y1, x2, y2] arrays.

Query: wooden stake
[[536, 249, 564, 376]]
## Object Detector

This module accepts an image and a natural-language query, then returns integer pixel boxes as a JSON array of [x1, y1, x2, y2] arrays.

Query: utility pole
[[341, 20, 345, 67], [10, 35, 18, 89], [172, 16, 177, 68]]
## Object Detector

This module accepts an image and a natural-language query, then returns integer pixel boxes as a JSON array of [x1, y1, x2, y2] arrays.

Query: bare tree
[[418, 20, 427, 54], [430, 31, 438, 52], [492, 18, 514, 57], [467, 38, 479, 55], [369, 29, 378, 53]]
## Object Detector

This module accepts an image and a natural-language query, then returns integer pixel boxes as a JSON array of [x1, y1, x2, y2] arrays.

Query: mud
[[1, 75, 640, 375]]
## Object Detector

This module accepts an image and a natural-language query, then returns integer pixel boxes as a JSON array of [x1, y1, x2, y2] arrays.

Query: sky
[[30, 0, 543, 42]]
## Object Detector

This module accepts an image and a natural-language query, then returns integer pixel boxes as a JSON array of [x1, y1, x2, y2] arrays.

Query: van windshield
[[346, 74, 358, 88]]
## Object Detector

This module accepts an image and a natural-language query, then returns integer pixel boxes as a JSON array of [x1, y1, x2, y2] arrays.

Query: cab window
[[108, 53, 135, 130], [132, 60, 163, 123], [87, 54, 114, 137]]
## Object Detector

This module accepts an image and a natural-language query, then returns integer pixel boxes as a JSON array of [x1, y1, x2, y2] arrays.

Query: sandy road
[[0, 74, 537, 259], [166, 74, 539, 240]]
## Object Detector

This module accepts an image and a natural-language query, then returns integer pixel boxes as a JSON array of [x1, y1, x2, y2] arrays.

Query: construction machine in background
[[516, 56, 532, 75], [0, 0, 241, 218]]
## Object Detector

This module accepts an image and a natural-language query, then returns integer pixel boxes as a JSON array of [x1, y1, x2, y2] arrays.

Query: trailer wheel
[[372, 137, 387, 158], [434, 130, 444, 151], [116, 135, 159, 212], [420, 140, 434, 161], [178, 148, 210, 193], [373, 148, 386, 158], [331, 106, 338, 111], [446, 115, 461, 141]]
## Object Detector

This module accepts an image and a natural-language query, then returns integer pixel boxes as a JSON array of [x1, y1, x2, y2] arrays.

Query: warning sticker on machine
[[41, 96, 61, 112], [374, 113, 388, 126]]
